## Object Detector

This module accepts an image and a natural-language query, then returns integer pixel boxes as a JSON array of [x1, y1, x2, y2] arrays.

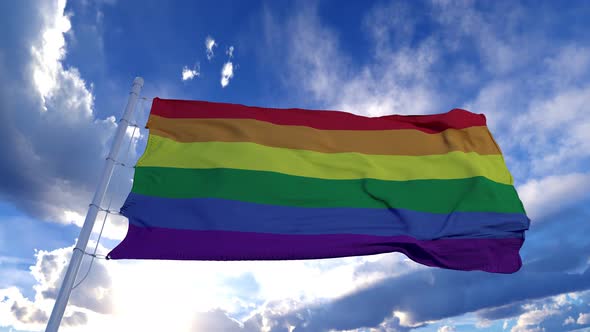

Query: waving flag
[[108, 98, 529, 273]]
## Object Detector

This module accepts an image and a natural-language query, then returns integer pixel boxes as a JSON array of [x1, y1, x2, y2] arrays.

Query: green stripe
[[132, 167, 525, 214]]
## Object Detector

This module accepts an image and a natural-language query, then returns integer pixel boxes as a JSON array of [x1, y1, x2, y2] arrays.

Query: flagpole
[[46, 77, 144, 332]]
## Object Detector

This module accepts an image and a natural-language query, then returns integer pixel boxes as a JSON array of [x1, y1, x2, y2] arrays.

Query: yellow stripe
[[138, 134, 513, 184]]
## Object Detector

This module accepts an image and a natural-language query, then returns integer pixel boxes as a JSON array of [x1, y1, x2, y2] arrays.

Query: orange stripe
[[148, 115, 500, 156]]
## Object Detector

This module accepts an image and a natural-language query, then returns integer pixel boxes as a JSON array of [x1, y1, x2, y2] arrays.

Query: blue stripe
[[122, 193, 529, 240]]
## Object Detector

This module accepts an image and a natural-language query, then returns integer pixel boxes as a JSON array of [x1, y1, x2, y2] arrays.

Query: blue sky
[[1, 0, 590, 331]]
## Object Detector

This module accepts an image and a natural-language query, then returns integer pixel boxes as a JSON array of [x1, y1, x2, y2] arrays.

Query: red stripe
[[149, 98, 487, 133]]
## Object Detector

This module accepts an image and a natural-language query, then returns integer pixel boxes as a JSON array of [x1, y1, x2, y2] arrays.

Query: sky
[[0, 0, 590, 331]]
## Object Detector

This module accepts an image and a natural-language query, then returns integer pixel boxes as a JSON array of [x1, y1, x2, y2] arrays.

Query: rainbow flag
[[108, 98, 529, 273]]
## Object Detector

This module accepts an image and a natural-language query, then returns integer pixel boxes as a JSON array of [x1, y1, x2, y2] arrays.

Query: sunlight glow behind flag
[[108, 98, 530, 273]]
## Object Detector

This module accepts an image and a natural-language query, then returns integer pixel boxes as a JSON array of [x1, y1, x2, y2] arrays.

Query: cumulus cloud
[[181, 64, 200, 81], [9, 298, 48, 325], [278, 210, 590, 331], [498, 295, 590, 332], [2, 238, 388, 331], [0, 287, 47, 331], [438, 326, 456, 332], [220, 45, 236, 87], [0, 244, 110, 331], [192, 309, 260, 332], [578, 312, 590, 325], [511, 308, 559, 332], [221, 61, 234, 87], [205, 35, 217, 60], [32, 245, 113, 314], [260, 264, 590, 331], [63, 311, 89, 326], [0, 0, 136, 225], [470, 290, 590, 331]]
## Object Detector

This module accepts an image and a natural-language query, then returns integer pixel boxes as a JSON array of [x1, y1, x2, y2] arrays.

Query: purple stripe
[[108, 224, 524, 273]]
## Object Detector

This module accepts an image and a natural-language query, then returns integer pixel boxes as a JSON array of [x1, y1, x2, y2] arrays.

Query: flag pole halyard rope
[[71, 101, 142, 290], [45, 77, 144, 332]]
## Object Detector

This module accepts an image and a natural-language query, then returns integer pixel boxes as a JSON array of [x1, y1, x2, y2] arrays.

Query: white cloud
[[0, 244, 110, 331], [205, 35, 217, 60], [0, 243, 386, 331], [431, 1, 546, 77], [0, 287, 49, 331], [191, 309, 257, 331], [563, 316, 575, 325], [578, 312, 590, 325], [438, 325, 456, 332], [63, 209, 85, 227], [263, 4, 442, 116], [517, 173, 590, 221], [465, 45, 590, 183], [544, 46, 590, 86], [220, 45, 236, 87], [511, 308, 558, 332], [476, 319, 493, 328], [369, 313, 413, 332], [181, 64, 200, 81], [221, 61, 234, 87], [31, 0, 72, 109], [30, 245, 114, 315], [553, 294, 570, 307], [513, 86, 590, 176], [0, 0, 133, 224]]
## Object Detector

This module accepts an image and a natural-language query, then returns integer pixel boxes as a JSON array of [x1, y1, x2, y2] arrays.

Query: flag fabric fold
[[108, 98, 530, 273]]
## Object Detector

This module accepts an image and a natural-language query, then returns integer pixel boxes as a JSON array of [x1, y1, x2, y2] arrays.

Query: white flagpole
[[46, 77, 144, 332]]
